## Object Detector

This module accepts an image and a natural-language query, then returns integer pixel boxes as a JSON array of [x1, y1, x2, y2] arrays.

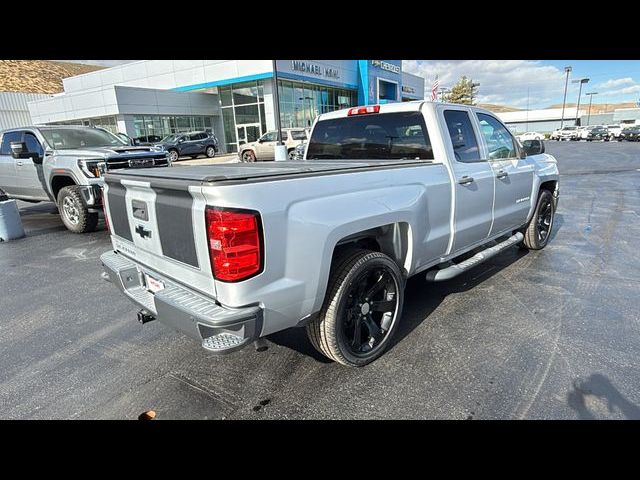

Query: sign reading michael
[[291, 61, 340, 79]]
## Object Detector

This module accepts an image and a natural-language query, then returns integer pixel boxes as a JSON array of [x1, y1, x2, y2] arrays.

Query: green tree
[[443, 76, 479, 105]]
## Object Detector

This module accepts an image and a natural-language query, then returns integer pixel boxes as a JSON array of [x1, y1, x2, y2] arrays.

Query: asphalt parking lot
[[1, 141, 639, 419]]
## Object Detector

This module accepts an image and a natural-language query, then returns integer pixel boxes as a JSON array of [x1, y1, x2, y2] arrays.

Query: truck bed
[[105, 159, 433, 185]]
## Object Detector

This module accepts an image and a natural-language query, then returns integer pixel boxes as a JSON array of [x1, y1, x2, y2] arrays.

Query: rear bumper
[[100, 251, 262, 353]]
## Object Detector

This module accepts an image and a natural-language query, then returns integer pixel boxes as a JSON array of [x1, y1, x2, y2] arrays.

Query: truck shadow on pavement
[[269, 243, 535, 364], [567, 373, 640, 419], [390, 246, 531, 354]]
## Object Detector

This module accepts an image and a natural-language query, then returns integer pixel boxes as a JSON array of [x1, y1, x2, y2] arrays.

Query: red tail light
[[205, 207, 263, 282], [347, 105, 380, 116]]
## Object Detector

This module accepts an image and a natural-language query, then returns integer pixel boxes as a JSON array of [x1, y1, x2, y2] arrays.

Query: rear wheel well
[[539, 180, 558, 195], [50, 176, 76, 200], [332, 223, 412, 277]]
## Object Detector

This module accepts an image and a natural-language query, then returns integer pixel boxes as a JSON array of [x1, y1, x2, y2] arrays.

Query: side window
[[476, 113, 517, 160], [261, 132, 277, 142], [281, 131, 288, 141], [0, 131, 23, 155], [443, 110, 481, 163], [23, 132, 44, 156]]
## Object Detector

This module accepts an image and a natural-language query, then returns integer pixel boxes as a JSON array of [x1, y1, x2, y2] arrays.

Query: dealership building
[[27, 60, 425, 153]]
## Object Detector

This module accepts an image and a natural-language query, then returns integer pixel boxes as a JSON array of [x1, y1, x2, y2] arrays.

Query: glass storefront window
[[233, 82, 260, 105], [234, 104, 260, 125], [259, 103, 267, 134], [220, 86, 233, 107]]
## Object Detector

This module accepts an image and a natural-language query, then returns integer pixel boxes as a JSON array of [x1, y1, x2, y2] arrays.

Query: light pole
[[585, 92, 598, 126], [272, 59, 287, 161], [572, 77, 589, 126], [560, 66, 572, 129]]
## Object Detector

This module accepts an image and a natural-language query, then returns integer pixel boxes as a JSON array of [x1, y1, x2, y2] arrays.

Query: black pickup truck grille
[[106, 154, 169, 171]]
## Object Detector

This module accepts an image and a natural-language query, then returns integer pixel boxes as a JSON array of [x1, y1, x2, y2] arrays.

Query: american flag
[[431, 75, 439, 102]]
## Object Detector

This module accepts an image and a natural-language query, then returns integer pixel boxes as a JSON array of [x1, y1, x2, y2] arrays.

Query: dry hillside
[[548, 102, 637, 114], [0, 60, 103, 94], [478, 103, 522, 113]]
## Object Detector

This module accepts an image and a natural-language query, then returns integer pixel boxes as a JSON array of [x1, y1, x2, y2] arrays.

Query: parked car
[[577, 125, 596, 140], [238, 128, 309, 162], [154, 131, 219, 162], [0, 125, 170, 233], [101, 101, 559, 367], [518, 131, 545, 142], [292, 141, 307, 160], [585, 126, 610, 141], [618, 126, 640, 141], [606, 124, 622, 139], [134, 135, 163, 146], [551, 126, 579, 141]]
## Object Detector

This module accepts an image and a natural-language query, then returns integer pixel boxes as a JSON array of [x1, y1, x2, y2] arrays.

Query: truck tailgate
[[103, 172, 215, 297]]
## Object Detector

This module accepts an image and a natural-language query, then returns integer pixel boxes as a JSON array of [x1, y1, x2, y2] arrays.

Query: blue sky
[[69, 60, 640, 109], [404, 60, 640, 109]]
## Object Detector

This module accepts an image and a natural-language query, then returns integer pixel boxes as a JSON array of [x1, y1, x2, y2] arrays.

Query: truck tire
[[57, 185, 98, 233], [306, 249, 404, 367], [521, 189, 555, 250]]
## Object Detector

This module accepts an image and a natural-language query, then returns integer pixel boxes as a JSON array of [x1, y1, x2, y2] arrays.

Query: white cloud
[[597, 77, 635, 89], [600, 84, 640, 97], [403, 60, 571, 109]]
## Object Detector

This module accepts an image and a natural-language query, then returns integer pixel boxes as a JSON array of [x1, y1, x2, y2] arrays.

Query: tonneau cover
[[104, 159, 431, 184]]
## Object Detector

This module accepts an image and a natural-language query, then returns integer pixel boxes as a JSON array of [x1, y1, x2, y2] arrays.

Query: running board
[[425, 232, 524, 282]]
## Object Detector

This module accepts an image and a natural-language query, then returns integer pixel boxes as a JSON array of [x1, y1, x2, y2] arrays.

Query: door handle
[[458, 176, 474, 185], [496, 170, 509, 179], [16, 161, 23, 166]]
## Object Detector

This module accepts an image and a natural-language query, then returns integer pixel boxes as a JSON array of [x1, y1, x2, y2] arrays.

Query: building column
[[263, 80, 276, 131], [117, 115, 136, 137]]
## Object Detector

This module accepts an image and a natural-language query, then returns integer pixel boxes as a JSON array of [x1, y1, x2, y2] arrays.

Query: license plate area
[[143, 272, 165, 293]]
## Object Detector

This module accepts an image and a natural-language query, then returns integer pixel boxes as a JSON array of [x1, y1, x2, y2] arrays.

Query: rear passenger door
[[15, 131, 49, 199], [442, 108, 495, 252], [475, 112, 534, 235], [0, 131, 20, 195]]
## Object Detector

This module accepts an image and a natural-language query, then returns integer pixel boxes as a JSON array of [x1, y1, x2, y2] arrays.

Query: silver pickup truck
[[101, 102, 559, 366], [0, 125, 170, 233]]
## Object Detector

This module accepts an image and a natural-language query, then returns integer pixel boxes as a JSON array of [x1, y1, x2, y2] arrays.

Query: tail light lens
[[205, 207, 263, 282]]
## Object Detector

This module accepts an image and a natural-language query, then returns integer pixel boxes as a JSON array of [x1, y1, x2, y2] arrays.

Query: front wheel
[[288, 149, 296, 160], [521, 189, 555, 250], [57, 185, 98, 233], [168, 149, 179, 162], [241, 150, 256, 162], [206, 146, 216, 158], [306, 249, 404, 367]]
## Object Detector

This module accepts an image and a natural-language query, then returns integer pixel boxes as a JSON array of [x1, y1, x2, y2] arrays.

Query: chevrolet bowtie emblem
[[135, 225, 152, 239]]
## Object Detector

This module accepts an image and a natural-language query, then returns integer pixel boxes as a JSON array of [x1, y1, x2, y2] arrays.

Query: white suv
[[551, 126, 579, 141], [238, 128, 310, 162]]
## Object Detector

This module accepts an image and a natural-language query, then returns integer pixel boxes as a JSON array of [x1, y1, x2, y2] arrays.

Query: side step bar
[[425, 232, 524, 282]]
